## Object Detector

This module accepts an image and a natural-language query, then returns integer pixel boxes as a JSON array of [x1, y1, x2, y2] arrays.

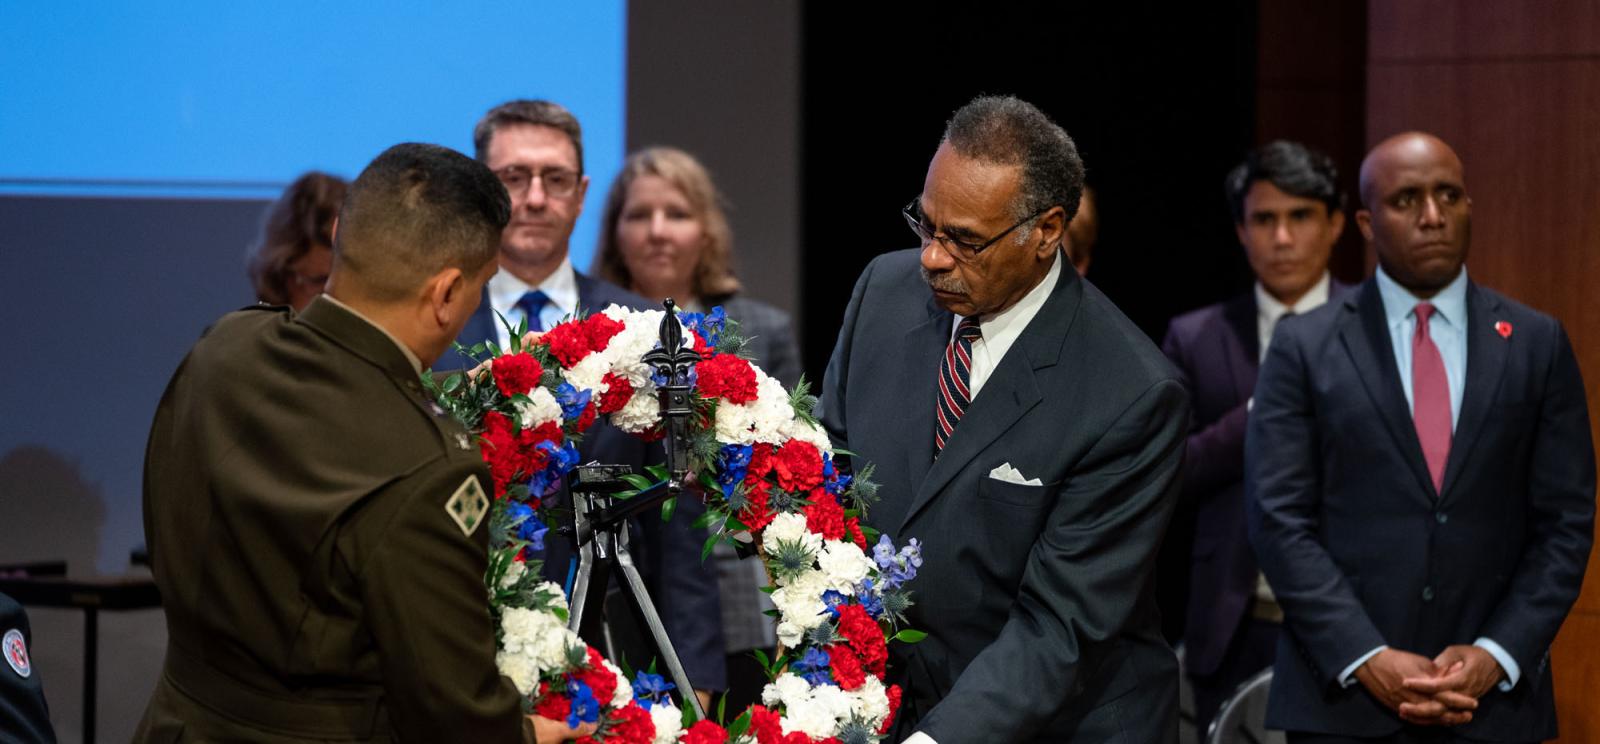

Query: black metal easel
[[563, 300, 706, 720]]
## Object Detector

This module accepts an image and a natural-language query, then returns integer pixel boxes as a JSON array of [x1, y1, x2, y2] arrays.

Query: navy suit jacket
[[434, 270, 727, 690], [1246, 278, 1595, 740], [1162, 282, 1351, 676], [820, 250, 1188, 743]]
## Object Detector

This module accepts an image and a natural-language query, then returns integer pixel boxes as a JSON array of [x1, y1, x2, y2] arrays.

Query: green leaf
[[619, 474, 656, 491], [860, 524, 881, 543], [891, 629, 929, 644], [701, 532, 719, 563], [645, 464, 670, 481], [660, 495, 678, 522], [726, 709, 750, 738], [691, 509, 718, 531], [716, 691, 728, 725], [441, 373, 463, 394], [750, 647, 770, 673]]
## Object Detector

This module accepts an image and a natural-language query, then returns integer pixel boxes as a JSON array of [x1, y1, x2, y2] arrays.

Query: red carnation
[[775, 440, 823, 492], [683, 720, 729, 744], [825, 642, 866, 690], [491, 352, 544, 397], [604, 701, 655, 744], [746, 444, 777, 482], [739, 483, 777, 531], [881, 684, 902, 734], [695, 353, 759, 404], [747, 705, 784, 744], [804, 491, 847, 541], [541, 322, 594, 367], [599, 372, 635, 414], [575, 401, 598, 433], [534, 680, 570, 721], [845, 517, 868, 550], [835, 604, 888, 676], [583, 313, 626, 353], [479, 411, 521, 497], [576, 647, 618, 705], [692, 330, 715, 356], [780, 734, 814, 744]]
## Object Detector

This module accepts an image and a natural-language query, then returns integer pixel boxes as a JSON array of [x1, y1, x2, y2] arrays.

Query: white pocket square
[[987, 462, 1043, 486]]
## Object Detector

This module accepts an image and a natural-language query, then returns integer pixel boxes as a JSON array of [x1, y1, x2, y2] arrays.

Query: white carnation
[[714, 400, 762, 445], [779, 417, 833, 453], [603, 658, 632, 707], [762, 513, 821, 558], [649, 703, 683, 744], [563, 353, 610, 396], [776, 620, 806, 648], [817, 540, 874, 594], [782, 685, 843, 739], [748, 376, 796, 442], [770, 570, 829, 629], [767, 672, 812, 708], [496, 649, 539, 696], [514, 386, 564, 429], [610, 388, 662, 433], [849, 675, 890, 727], [809, 682, 854, 723]]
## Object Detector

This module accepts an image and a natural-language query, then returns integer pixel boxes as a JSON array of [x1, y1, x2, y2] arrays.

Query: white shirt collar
[[1256, 272, 1331, 358], [951, 251, 1062, 400], [488, 255, 580, 320]]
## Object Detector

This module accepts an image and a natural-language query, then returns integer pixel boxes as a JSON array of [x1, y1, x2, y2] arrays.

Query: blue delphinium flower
[[566, 678, 601, 727], [872, 535, 923, 589], [715, 444, 753, 500], [555, 382, 592, 421], [822, 589, 848, 618], [631, 671, 676, 710], [872, 534, 897, 569], [790, 646, 833, 686], [520, 520, 548, 554], [855, 578, 886, 619]]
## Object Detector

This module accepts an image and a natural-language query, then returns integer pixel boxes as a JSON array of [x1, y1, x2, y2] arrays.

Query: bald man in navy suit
[[1247, 132, 1594, 743]]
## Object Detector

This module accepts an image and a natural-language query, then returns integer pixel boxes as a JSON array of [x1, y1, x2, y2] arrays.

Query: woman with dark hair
[[247, 171, 348, 310], [593, 146, 802, 712]]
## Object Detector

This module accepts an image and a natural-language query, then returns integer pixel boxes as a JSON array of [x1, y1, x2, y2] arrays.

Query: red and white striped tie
[[935, 317, 983, 455]]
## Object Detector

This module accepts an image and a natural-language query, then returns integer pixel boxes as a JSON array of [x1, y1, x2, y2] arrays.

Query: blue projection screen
[[0, 0, 625, 266]]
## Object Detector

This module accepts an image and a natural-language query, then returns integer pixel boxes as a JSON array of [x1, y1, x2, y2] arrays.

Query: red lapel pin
[[1495, 321, 1513, 339]]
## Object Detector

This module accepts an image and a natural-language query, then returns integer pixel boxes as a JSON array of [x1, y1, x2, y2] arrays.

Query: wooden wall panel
[[1368, 3, 1600, 739]]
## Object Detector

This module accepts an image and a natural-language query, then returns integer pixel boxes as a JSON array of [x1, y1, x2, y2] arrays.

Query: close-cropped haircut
[[472, 99, 585, 173], [247, 171, 347, 304], [333, 143, 511, 301], [593, 147, 741, 299], [1225, 140, 1344, 224], [942, 95, 1086, 236]]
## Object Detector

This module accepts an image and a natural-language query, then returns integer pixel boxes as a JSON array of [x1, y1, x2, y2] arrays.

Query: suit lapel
[[1221, 293, 1261, 401], [884, 297, 952, 530], [898, 268, 1077, 532], [1439, 283, 1508, 500], [1339, 281, 1437, 504]]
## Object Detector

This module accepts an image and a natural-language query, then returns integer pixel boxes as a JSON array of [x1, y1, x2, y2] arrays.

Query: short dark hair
[[1225, 140, 1344, 224], [473, 99, 585, 174], [247, 171, 348, 304], [942, 95, 1085, 235], [334, 143, 511, 301]]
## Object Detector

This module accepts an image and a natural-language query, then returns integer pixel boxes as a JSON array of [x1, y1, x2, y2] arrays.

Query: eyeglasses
[[903, 198, 1052, 261], [495, 165, 580, 199]]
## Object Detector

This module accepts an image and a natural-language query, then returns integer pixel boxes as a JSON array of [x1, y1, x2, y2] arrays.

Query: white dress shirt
[[1256, 272, 1331, 362], [952, 251, 1062, 400], [485, 257, 580, 347]]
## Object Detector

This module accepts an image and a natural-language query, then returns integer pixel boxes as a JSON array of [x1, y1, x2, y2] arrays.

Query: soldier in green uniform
[[135, 143, 589, 743]]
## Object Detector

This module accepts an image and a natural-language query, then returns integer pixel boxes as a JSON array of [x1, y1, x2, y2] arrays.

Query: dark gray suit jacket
[[1246, 278, 1595, 740], [819, 249, 1189, 743]]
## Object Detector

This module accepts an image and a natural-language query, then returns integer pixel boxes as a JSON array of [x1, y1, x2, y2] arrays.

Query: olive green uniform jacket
[[135, 297, 533, 743]]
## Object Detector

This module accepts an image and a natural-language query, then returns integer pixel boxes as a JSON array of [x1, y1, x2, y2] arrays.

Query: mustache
[[921, 266, 969, 294]]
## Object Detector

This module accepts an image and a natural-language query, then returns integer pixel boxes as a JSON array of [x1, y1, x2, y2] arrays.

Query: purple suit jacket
[[1161, 282, 1351, 676]]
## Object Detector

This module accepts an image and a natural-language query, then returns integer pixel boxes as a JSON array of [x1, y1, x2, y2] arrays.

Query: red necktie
[[1411, 302, 1452, 492], [935, 317, 983, 454]]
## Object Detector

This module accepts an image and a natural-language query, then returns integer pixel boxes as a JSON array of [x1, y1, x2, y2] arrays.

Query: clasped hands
[[1354, 645, 1503, 726]]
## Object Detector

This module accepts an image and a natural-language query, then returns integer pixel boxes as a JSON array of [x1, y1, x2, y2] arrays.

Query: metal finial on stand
[[564, 299, 706, 720]]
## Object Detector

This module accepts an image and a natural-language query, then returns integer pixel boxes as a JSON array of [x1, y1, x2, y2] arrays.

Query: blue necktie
[[516, 290, 550, 332]]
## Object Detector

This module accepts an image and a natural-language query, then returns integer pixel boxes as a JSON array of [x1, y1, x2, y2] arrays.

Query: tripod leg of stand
[[567, 538, 613, 644], [615, 548, 706, 721]]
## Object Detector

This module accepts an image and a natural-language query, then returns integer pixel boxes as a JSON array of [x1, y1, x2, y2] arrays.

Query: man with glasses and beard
[[819, 95, 1189, 743]]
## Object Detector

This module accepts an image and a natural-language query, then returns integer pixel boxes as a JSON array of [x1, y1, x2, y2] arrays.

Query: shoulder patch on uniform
[[4, 628, 31, 678], [445, 475, 490, 537]]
